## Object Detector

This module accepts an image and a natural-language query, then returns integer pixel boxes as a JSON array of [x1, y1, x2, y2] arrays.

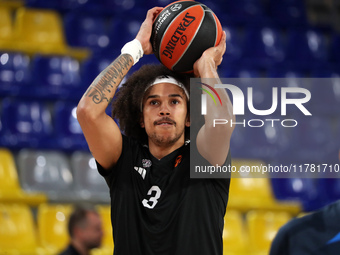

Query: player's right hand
[[193, 31, 226, 78], [136, 7, 163, 55]]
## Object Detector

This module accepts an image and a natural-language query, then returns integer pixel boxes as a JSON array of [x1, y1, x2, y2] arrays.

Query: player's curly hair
[[112, 64, 192, 144]]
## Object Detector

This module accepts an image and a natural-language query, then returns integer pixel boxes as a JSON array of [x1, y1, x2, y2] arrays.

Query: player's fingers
[[139, 7, 163, 35], [146, 7, 163, 22], [218, 31, 227, 55]]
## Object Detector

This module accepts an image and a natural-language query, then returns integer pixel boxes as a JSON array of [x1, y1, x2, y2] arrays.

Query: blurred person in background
[[59, 206, 103, 255], [270, 200, 340, 255], [270, 151, 340, 255]]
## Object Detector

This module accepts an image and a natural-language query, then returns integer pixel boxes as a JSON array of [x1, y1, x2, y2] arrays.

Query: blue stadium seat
[[152, 0, 173, 5], [24, 0, 59, 9], [219, 65, 261, 81], [81, 50, 154, 87], [222, 0, 268, 24], [285, 28, 328, 67], [319, 178, 340, 205], [31, 55, 83, 101], [63, 13, 110, 53], [194, 1, 226, 19], [284, 116, 339, 164], [271, 177, 327, 211], [0, 104, 4, 146], [219, 67, 261, 103], [221, 25, 243, 65], [230, 116, 291, 161], [107, 18, 142, 50], [59, 0, 106, 13], [81, 55, 116, 87], [54, 101, 88, 151], [310, 66, 340, 78], [242, 26, 285, 68], [329, 32, 340, 64], [102, 0, 147, 17], [229, 118, 249, 159], [130, 54, 160, 74], [0, 99, 54, 149], [308, 75, 340, 115], [0, 51, 31, 97], [25, 0, 107, 14], [248, 79, 283, 111], [266, 63, 308, 78], [269, 0, 307, 26], [337, 118, 340, 150]]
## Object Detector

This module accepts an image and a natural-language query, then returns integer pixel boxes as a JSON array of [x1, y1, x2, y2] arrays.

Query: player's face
[[141, 83, 190, 147], [80, 212, 103, 249]]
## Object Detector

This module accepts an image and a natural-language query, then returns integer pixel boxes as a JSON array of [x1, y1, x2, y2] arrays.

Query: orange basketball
[[151, 0, 222, 73]]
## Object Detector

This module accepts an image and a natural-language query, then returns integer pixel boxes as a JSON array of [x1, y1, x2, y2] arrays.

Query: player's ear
[[185, 114, 190, 127], [140, 115, 145, 128]]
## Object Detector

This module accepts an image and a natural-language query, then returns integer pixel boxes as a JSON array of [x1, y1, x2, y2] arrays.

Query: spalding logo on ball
[[151, 0, 222, 73]]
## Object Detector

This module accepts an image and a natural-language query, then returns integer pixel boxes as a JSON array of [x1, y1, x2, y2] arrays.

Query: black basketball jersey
[[97, 135, 231, 255], [270, 200, 340, 255]]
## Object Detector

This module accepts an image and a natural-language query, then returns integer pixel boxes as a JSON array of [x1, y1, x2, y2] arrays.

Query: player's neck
[[71, 239, 89, 255], [148, 139, 185, 160]]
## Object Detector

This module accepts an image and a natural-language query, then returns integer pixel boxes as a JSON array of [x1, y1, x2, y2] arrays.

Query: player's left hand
[[136, 7, 163, 55], [193, 31, 226, 77]]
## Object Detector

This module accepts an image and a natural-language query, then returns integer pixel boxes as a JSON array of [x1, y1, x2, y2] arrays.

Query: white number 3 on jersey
[[142, 186, 162, 209]]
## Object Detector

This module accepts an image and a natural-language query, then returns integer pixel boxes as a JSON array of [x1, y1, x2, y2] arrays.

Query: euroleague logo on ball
[[170, 3, 182, 12]]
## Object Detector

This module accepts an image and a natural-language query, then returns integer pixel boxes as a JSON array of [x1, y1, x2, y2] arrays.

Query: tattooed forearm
[[85, 54, 133, 104]]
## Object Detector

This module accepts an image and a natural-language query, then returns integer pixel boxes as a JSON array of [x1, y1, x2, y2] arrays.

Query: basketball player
[[77, 7, 234, 255]]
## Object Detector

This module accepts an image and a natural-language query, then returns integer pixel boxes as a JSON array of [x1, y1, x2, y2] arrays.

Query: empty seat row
[[0, 201, 292, 255], [2, 145, 337, 221], [0, 203, 113, 255], [0, 96, 338, 160], [0, 202, 331, 255], [223, 209, 293, 255], [221, 73, 340, 115], [0, 51, 152, 101], [18, 149, 110, 203], [230, 159, 340, 212], [0, 99, 92, 151], [0, 148, 302, 212], [24, 0, 310, 27], [222, 25, 340, 69], [228, 159, 302, 214], [0, 5, 339, 67], [0, 7, 90, 60], [0, 52, 86, 101], [0, 148, 47, 206], [1, 49, 340, 103], [271, 176, 340, 212], [0, 147, 109, 204], [61, 11, 340, 66], [230, 115, 340, 163]]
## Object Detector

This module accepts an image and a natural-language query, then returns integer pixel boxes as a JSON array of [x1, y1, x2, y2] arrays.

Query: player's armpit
[[79, 112, 122, 170]]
